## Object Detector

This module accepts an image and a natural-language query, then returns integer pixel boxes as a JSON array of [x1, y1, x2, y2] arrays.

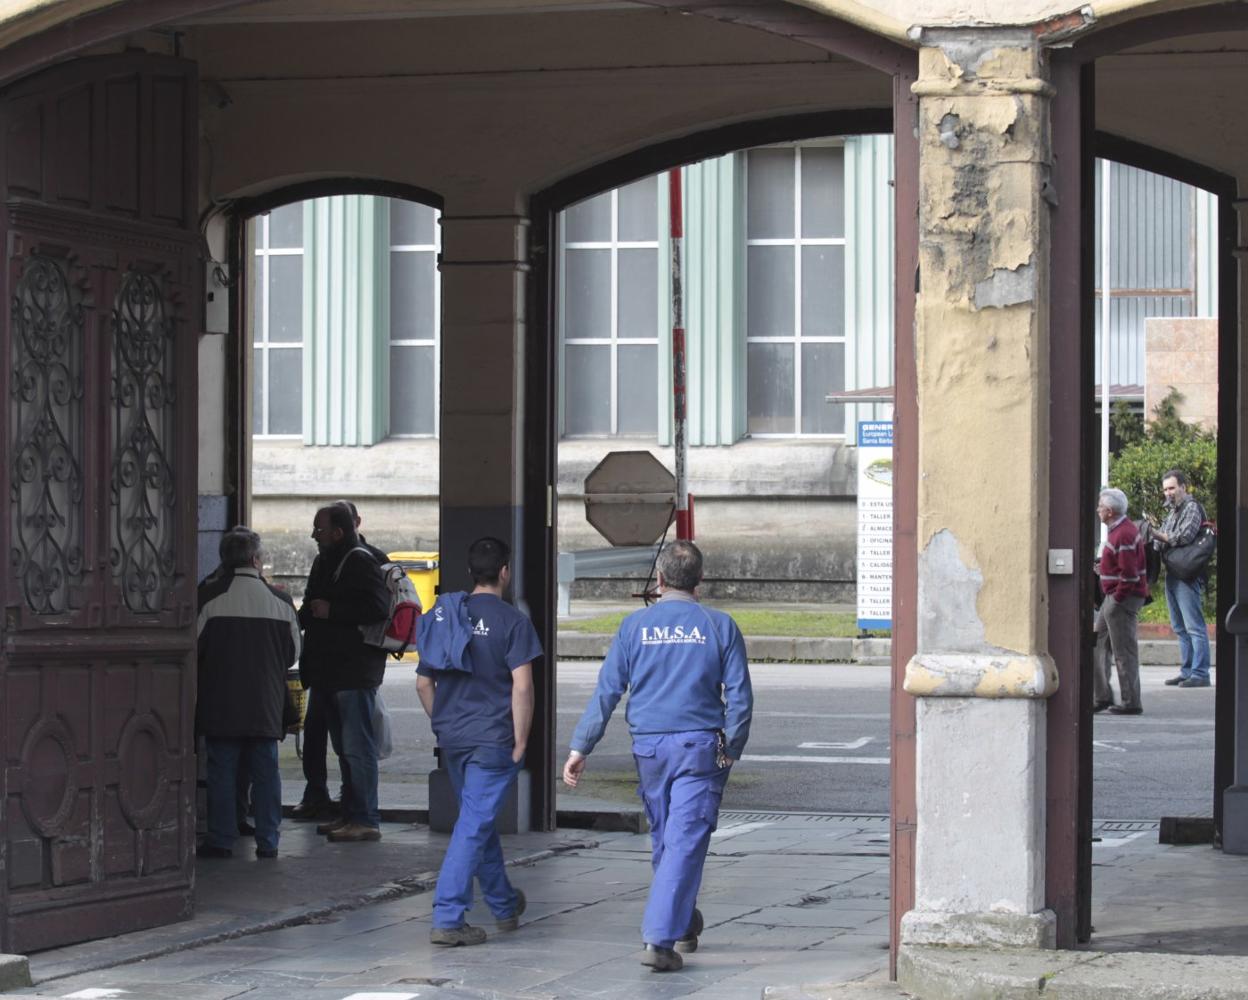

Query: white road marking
[[340, 993, 422, 1000], [1093, 830, 1151, 847], [741, 754, 890, 765], [64, 991, 130, 999], [798, 737, 874, 750], [711, 821, 774, 840], [1093, 739, 1140, 753]]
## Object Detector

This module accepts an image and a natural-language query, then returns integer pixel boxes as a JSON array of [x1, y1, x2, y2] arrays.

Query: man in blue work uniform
[[563, 540, 752, 972], [416, 537, 541, 946]]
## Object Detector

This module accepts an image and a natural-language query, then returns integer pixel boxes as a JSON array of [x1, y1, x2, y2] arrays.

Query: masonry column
[[438, 208, 556, 830], [900, 33, 1059, 950], [437, 212, 529, 592]]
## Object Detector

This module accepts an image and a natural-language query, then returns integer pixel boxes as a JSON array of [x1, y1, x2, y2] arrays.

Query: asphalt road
[[294, 659, 1217, 822]]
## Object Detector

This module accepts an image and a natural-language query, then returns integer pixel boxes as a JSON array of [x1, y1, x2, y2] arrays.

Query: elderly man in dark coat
[[197, 526, 301, 859]]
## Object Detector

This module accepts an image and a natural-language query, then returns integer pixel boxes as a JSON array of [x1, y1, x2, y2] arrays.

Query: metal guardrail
[[556, 545, 660, 617]]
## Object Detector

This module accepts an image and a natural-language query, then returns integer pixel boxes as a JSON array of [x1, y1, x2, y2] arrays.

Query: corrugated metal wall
[[677, 154, 745, 447], [1093, 159, 1217, 390]]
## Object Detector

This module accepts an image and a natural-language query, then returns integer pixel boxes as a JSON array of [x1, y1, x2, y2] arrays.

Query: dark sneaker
[[496, 888, 526, 932], [327, 823, 382, 843], [641, 944, 683, 972], [1107, 705, 1143, 715], [1164, 675, 1187, 686], [675, 907, 703, 953], [1179, 678, 1211, 688], [431, 924, 487, 947], [291, 800, 335, 821], [255, 847, 278, 859], [196, 844, 232, 859], [1092, 701, 1113, 713], [316, 817, 349, 835]]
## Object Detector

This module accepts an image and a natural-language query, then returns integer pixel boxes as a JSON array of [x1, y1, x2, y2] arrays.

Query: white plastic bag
[[373, 691, 394, 760]]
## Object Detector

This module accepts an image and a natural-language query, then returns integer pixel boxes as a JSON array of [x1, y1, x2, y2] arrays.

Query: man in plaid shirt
[[1152, 469, 1211, 688]]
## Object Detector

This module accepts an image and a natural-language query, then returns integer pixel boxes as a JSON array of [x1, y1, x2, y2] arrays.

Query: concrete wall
[[1145, 317, 1218, 430], [251, 437, 860, 601]]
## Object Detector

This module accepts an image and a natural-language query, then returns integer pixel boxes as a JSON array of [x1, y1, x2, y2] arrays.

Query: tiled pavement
[[7, 813, 893, 1000], [8, 812, 1248, 1000]]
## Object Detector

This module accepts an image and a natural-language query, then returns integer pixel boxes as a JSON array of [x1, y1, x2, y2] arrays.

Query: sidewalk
[[7, 812, 892, 1000], [7, 812, 1247, 999]]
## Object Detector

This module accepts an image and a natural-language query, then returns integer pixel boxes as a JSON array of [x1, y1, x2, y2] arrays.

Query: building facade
[[250, 144, 1217, 600], [0, 0, 1245, 986]]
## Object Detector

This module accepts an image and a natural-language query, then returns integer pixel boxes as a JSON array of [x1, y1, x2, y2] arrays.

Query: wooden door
[[0, 53, 200, 952]]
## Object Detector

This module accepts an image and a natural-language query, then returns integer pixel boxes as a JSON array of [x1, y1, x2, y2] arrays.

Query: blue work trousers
[[633, 731, 730, 949], [1166, 574, 1211, 683], [432, 746, 521, 930], [206, 738, 281, 853], [325, 687, 380, 827]]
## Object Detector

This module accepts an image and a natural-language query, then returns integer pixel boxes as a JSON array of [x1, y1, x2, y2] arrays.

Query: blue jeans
[[206, 738, 281, 853], [1166, 574, 1210, 683], [326, 687, 380, 827], [633, 731, 730, 949], [433, 746, 521, 930]]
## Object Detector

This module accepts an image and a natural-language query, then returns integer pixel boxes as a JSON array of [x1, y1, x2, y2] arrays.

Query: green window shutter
[[303, 195, 389, 446], [676, 154, 742, 447], [843, 135, 895, 430]]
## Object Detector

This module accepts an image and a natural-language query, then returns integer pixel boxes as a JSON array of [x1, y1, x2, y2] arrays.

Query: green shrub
[[1108, 389, 1217, 616]]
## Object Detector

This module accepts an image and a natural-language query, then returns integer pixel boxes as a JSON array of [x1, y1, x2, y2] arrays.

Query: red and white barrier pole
[[669, 167, 694, 541]]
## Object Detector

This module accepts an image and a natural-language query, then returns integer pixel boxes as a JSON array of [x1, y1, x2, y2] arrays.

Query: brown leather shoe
[[327, 822, 381, 842], [316, 817, 349, 835], [430, 924, 486, 946]]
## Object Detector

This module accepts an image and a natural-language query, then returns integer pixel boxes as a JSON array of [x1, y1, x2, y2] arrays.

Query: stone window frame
[[387, 199, 442, 439], [558, 175, 663, 438], [250, 204, 305, 439], [744, 140, 848, 439]]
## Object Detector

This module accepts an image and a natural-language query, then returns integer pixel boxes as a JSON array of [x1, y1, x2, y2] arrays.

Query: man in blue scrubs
[[417, 537, 541, 946], [563, 540, 753, 972]]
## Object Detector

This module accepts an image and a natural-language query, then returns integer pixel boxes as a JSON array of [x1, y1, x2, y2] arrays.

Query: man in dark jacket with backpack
[[197, 526, 301, 859], [295, 500, 389, 821], [299, 503, 391, 842]]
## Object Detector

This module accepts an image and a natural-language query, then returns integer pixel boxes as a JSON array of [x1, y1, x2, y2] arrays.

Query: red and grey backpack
[[333, 548, 423, 658]]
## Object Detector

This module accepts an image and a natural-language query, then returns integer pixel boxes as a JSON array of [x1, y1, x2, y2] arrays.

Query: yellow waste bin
[[387, 551, 439, 662]]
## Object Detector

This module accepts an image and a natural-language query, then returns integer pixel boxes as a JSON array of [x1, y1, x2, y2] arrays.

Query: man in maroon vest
[[1095, 488, 1149, 715]]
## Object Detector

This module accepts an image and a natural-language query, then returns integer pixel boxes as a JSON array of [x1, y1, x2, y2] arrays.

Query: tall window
[[251, 203, 304, 437], [745, 144, 846, 436], [389, 200, 440, 436], [560, 176, 660, 437]]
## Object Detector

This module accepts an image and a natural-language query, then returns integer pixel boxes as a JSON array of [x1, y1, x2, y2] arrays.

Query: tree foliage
[[1108, 389, 1218, 614], [1108, 389, 1217, 526]]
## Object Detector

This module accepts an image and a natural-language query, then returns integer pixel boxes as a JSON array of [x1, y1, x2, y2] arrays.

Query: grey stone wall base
[[557, 632, 868, 663], [900, 909, 1056, 950], [898, 944, 1248, 1000], [0, 954, 31, 990], [556, 633, 1196, 666]]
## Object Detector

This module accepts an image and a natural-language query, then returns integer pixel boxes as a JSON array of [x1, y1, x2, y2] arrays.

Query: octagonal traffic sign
[[583, 450, 676, 547]]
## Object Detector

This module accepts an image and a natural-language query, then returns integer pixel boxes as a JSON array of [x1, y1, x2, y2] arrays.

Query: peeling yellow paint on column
[[906, 38, 1053, 693]]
